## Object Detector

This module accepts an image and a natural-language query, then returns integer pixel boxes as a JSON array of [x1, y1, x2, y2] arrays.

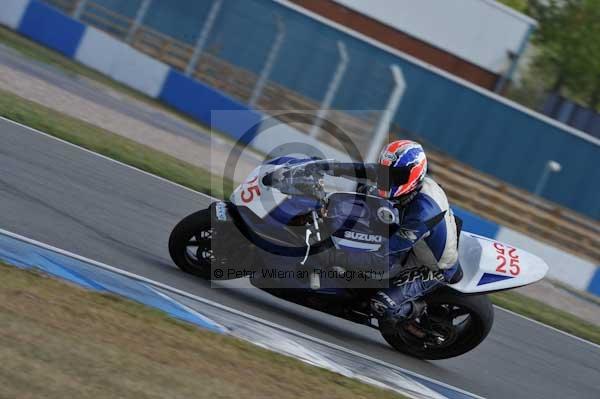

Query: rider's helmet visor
[[375, 164, 411, 192]]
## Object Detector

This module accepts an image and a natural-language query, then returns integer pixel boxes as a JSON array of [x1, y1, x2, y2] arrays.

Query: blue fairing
[[269, 196, 321, 225], [266, 156, 318, 166], [265, 157, 324, 224], [325, 193, 433, 258]]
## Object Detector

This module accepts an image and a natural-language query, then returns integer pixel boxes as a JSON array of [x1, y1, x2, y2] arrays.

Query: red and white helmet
[[376, 140, 427, 202]]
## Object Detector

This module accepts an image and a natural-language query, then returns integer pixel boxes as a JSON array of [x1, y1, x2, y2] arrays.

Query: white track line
[[0, 227, 482, 399], [2, 115, 598, 350], [495, 306, 600, 349]]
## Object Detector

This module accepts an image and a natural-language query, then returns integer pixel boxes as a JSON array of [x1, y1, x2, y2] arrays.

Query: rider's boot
[[374, 296, 426, 336]]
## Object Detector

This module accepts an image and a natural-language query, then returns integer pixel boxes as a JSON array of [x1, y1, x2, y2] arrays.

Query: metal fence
[[542, 93, 600, 139], [44, 0, 403, 157], [21, 0, 599, 259], [42, 0, 600, 220]]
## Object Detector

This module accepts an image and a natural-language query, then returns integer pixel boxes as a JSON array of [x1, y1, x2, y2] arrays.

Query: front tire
[[169, 209, 213, 279], [381, 290, 494, 359]]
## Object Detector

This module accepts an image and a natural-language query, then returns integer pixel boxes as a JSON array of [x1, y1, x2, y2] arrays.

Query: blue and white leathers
[[400, 177, 458, 271], [372, 177, 460, 319]]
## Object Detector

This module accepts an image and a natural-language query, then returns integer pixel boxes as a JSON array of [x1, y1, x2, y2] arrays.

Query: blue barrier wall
[[68, 0, 600, 218], [159, 70, 262, 143], [588, 269, 600, 296], [19, 1, 85, 57], [542, 93, 600, 139], [90, 0, 208, 44], [452, 206, 500, 239]]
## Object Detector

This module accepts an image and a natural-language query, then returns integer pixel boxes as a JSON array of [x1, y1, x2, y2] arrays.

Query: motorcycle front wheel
[[381, 289, 494, 360], [168, 208, 214, 279]]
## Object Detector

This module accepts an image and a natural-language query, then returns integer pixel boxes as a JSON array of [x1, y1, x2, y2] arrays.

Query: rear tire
[[381, 290, 494, 360], [168, 209, 213, 279]]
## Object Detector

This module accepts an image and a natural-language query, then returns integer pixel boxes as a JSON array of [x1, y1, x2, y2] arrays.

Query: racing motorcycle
[[169, 158, 549, 359]]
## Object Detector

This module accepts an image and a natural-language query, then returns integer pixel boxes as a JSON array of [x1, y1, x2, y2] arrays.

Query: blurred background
[[1, 0, 598, 290]]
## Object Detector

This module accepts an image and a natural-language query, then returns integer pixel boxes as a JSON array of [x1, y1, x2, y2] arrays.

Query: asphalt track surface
[[1, 119, 600, 399]]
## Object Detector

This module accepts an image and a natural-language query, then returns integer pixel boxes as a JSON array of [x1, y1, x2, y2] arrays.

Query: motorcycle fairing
[[325, 192, 403, 253], [230, 163, 290, 219], [449, 232, 549, 293], [231, 159, 324, 223]]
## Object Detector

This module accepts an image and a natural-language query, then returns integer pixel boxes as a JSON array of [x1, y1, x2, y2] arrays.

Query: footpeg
[[310, 271, 321, 290]]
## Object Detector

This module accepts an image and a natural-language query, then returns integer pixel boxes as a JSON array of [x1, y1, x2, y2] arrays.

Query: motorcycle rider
[[313, 140, 462, 332]]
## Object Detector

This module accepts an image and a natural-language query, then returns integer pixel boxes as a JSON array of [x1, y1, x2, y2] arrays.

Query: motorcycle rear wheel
[[381, 289, 494, 360]]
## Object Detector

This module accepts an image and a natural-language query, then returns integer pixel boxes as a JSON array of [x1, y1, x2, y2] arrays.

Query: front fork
[[209, 201, 255, 271], [300, 210, 324, 290]]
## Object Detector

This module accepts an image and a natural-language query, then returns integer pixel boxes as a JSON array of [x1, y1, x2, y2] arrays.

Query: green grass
[[0, 263, 406, 399], [492, 291, 600, 344], [0, 25, 160, 107], [496, 0, 529, 13], [0, 88, 230, 198], [0, 25, 250, 149]]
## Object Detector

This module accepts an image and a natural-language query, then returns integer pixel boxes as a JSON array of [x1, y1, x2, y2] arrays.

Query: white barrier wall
[[496, 227, 597, 291], [75, 28, 129, 78], [0, 0, 29, 30], [252, 119, 353, 162], [75, 27, 169, 98], [333, 0, 535, 74], [251, 120, 358, 191]]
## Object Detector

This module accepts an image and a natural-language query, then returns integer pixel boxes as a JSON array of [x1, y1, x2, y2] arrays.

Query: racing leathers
[[320, 161, 461, 324], [368, 177, 460, 324], [261, 157, 460, 325]]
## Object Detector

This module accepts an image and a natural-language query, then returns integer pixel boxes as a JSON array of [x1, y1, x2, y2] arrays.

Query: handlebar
[[261, 161, 327, 200]]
